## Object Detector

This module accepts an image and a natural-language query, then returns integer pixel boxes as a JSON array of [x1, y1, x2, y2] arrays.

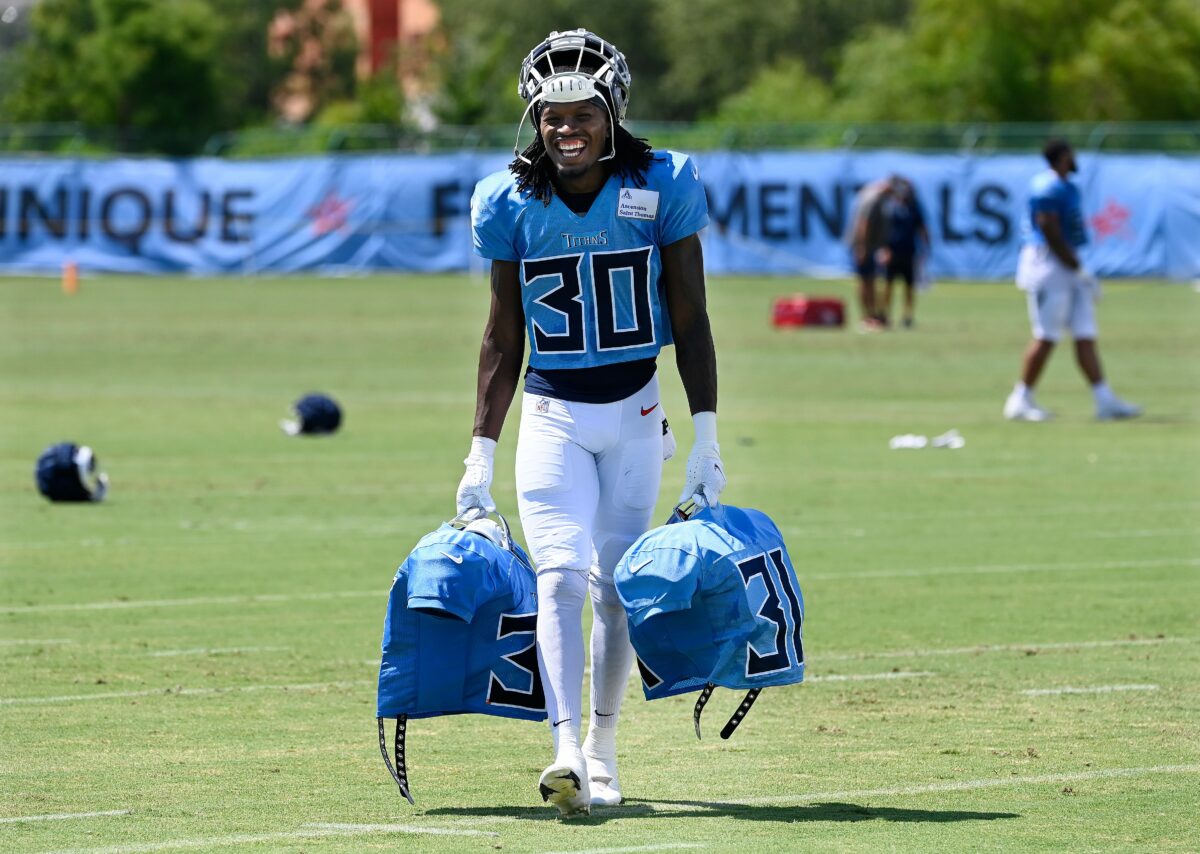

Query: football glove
[[456, 436, 497, 519], [679, 412, 725, 507], [1078, 268, 1102, 302], [662, 416, 676, 462]]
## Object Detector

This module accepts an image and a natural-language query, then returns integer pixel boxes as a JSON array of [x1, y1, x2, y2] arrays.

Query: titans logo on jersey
[[613, 504, 805, 700], [471, 151, 709, 370], [376, 523, 546, 722]]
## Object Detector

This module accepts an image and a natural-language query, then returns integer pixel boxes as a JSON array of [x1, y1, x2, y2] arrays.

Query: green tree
[[654, 0, 910, 119], [3, 0, 220, 152], [830, 0, 1200, 122], [709, 60, 833, 125], [1, 0, 97, 126], [428, 0, 672, 124], [207, 0, 304, 131], [427, 0, 912, 125], [0, 1, 35, 97], [314, 65, 408, 131], [1052, 0, 1200, 120]]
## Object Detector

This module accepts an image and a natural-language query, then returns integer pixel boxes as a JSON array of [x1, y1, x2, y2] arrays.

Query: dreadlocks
[[510, 124, 657, 205]]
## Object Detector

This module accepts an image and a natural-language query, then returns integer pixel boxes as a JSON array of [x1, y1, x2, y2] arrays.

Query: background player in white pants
[[455, 30, 725, 818], [1005, 138, 1141, 422]]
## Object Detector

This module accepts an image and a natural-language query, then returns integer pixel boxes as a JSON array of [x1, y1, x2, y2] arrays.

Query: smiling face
[[538, 99, 611, 193]]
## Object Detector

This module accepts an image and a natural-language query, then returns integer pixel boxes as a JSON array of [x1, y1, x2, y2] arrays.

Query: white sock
[[1092, 381, 1114, 403], [585, 578, 633, 755], [535, 568, 587, 760], [1013, 382, 1032, 399]]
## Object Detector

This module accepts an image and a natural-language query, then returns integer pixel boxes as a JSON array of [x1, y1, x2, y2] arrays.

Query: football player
[[1005, 138, 1141, 422], [455, 29, 725, 818]]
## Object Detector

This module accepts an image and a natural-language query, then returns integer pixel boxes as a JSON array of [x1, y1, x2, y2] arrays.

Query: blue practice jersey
[[377, 524, 546, 721], [613, 505, 805, 700], [471, 151, 709, 371], [1024, 169, 1088, 248]]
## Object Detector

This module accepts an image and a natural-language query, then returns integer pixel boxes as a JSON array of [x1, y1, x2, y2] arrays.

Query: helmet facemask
[[514, 29, 631, 165]]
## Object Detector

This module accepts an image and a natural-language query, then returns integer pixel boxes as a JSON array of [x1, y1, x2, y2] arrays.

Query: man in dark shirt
[[880, 178, 930, 329]]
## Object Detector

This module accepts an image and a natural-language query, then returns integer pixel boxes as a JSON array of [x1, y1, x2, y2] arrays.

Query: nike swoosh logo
[[594, 711, 614, 717], [440, 551, 464, 564], [552, 717, 571, 727], [630, 557, 653, 574], [640, 403, 658, 417]]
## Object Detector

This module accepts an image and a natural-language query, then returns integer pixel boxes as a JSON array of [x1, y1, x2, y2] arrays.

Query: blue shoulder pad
[[377, 523, 545, 722], [615, 504, 805, 700]]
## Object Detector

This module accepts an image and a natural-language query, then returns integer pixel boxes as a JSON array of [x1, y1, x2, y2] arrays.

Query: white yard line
[[304, 822, 497, 837], [808, 671, 934, 683], [1022, 684, 1161, 696], [818, 635, 1192, 662], [38, 823, 496, 854], [0, 810, 130, 824], [545, 845, 705, 854], [0, 638, 74, 646], [1085, 528, 1198, 539], [672, 763, 1200, 807], [145, 646, 288, 658], [1, 680, 370, 706], [808, 556, 1200, 582]]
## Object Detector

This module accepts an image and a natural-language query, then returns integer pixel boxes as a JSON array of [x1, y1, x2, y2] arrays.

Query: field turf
[[2, 273, 1198, 853]]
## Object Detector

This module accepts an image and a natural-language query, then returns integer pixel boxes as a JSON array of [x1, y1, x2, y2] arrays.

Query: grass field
[[2, 273, 1198, 853]]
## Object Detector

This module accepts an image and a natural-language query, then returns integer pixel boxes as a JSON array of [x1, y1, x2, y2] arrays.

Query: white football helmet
[[464, 517, 507, 549], [514, 29, 632, 163]]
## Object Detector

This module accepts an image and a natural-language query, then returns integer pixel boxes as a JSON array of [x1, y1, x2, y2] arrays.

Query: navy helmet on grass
[[281, 393, 342, 436], [35, 442, 109, 502]]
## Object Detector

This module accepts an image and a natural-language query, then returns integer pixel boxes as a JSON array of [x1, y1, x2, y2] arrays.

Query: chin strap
[[720, 688, 762, 740], [378, 716, 414, 804], [513, 74, 618, 164], [693, 685, 763, 741]]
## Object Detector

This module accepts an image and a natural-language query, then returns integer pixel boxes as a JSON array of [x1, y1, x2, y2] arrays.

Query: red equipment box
[[772, 295, 846, 328]]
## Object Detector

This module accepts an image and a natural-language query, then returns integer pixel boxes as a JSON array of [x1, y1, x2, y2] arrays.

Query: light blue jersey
[[471, 152, 709, 370], [377, 523, 546, 722], [613, 505, 805, 700], [1024, 169, 1088, 248]]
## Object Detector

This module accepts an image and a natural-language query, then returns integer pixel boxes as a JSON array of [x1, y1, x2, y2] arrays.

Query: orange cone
[[62, 261, 79, 295]]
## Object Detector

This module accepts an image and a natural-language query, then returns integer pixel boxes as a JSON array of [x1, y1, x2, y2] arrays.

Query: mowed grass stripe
[[693, 763, 1200, 807], [0, 811, 131, 825], [37, 823, 498, 854], [0, 680, 370, 706], [1, 672, 936, 705], [5, 556, 1195, 615], [1021, 684, 1161, 696], [819, 635, 1193, 661], [543, 845, 705, 854]]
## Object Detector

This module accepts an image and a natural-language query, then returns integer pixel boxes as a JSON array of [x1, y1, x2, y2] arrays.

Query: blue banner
[[0, 151, 1196, 279]]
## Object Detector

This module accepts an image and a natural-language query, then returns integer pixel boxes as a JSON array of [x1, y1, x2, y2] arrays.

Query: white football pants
[[517, 375, 664, 753], [515, 375, 664, 578]]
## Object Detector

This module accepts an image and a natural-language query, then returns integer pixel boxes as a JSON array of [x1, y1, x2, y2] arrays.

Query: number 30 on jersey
[[522, 246, 657, 355]]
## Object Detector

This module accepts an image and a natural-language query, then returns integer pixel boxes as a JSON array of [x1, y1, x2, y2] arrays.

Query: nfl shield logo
[[536, 398, 550, 413]]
